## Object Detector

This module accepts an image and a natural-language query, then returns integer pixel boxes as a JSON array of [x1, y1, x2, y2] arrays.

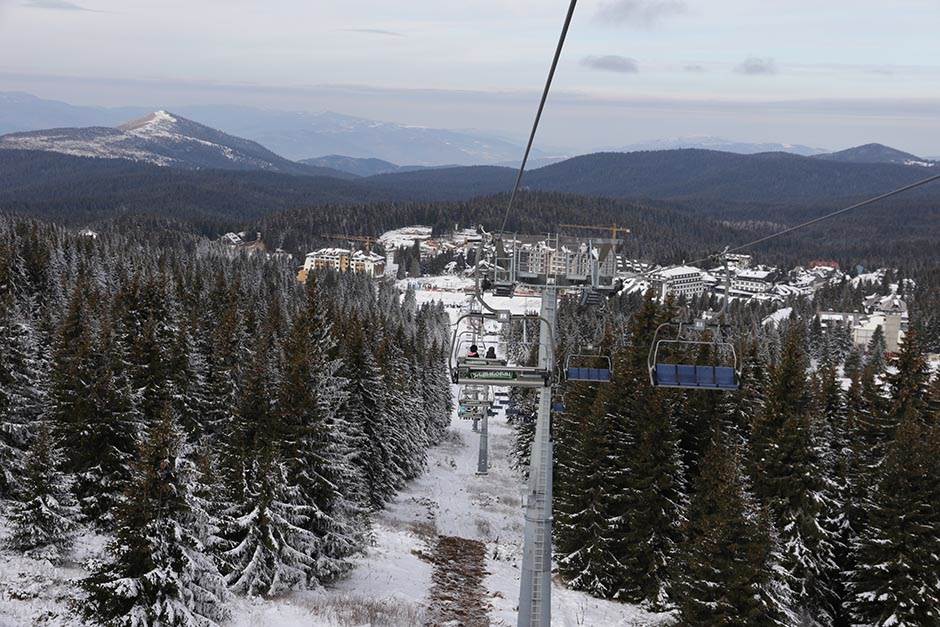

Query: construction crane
[[323, 234, 378, 252], [557, 223, 630, 241]]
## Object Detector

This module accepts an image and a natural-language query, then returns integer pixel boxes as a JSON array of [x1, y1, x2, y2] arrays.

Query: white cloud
[[735, 56, 777, 75], [581, 55, 639, 74]]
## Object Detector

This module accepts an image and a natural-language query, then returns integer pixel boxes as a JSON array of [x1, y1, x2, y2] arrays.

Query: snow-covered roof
[[735, 269, 775, 281], [652, 265, 702, 278]]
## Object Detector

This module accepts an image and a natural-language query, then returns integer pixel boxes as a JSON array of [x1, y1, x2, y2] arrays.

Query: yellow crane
[[557, 223, 630, 241]]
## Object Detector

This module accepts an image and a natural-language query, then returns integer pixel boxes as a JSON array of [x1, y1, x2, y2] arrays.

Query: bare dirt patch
[[424, 535, 491, 626]]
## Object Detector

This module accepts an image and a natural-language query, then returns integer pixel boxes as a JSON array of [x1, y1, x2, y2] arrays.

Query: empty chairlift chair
[[648, 322, 740, 391], [564, 352, 612, 383]]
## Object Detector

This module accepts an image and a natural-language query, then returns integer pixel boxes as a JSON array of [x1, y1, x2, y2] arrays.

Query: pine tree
[[750, 325, 840, 625], [554, 379, 615, 597], [7, 423, 81, 562], [672, 435, 794, 626], [51, 282, 137, 523], [276, 276, 364, 585], [866, 325, 887, 373], [0, 297, 46, 498], [340, 320, 396, 509], [217, 302, 325, 596], [82, 406, 229, 626], [846, 417, 940, 626]]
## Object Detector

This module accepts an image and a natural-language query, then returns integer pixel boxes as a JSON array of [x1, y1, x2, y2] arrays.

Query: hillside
[[298, 154, 442, 176], [365, 149, 940, 206], [815, 142, 935, 167], [0, 111, 353, 178], [0, 150, 393, 225]]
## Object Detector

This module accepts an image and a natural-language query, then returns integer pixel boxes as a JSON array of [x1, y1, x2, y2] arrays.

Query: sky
[[1, 0, 939, 154]]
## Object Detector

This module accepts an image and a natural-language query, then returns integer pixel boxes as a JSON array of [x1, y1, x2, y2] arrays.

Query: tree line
[[0, 216, 453, 625]]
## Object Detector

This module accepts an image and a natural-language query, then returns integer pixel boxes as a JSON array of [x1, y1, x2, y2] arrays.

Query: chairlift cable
[[684, 172, 940, 267], [497, 0, 578, 235]]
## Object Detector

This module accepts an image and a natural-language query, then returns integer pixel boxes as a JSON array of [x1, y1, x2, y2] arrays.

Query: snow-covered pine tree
[[51, 280, 137, 524], [340, 319, 397, 509], [276, 275, 364, 586], [601, 297, 686, 608], [846, 416, 940, 626], [0, 297, 46, 498], [218, 301, 325, 596], [815, 364, 855, 625], [672, 434, 794, 626], [884, 325, 931, 431], [750, 324, 840, 625], [81, 405, 229, 626], [7, 422, 80, 562], [554, 378, 617, 598]]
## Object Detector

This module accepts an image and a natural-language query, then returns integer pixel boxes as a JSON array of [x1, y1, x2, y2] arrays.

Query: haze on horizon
[[1, 0, 939, 155]]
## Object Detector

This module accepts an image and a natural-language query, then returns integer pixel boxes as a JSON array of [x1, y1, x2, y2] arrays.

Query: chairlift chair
[[564, 352, 612, 383], [648, 321, 740, 391], [450, 311, 553, 388]]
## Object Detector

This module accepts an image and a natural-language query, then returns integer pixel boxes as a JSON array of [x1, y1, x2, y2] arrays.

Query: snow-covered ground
[[0, 278, 671, 626]]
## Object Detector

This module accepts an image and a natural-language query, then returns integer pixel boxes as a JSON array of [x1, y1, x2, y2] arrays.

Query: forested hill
[[366, 149, 939, 206], [0, 150, 400, 224]]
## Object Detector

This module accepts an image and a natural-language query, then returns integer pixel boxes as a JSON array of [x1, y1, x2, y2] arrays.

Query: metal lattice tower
[[517, 287, 556, 627]]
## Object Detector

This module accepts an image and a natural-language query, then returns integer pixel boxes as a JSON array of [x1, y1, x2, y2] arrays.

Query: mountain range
[[0, 92, 541, 166], [0, 111, 351, 177], [2, 105, 938, 236]]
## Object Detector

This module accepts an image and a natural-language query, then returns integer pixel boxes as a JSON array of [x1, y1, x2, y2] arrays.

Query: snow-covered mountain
[[814, 143, 936, 167], [618, 136, 827, 156], [0, 93, 544, 167], [0, 110, 348, 176]]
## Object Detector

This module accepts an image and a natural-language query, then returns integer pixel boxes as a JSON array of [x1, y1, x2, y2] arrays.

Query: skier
[[485, 346, 497, 359], [468, 344, 480, 358]]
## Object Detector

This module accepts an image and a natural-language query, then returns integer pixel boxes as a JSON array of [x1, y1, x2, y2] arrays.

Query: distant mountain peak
[[815, 143, 934, 167], [0, 111, 352, 178], [118, 110, 179, 132]]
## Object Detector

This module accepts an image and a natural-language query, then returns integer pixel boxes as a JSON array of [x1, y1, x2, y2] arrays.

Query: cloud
[[735, 56, 777, 75], [341, 28, 405, 38], [595, 0, 687, 27], [684, 64, 705, 73], [581, 55, 639, 74], [21, 0, 99, 10]]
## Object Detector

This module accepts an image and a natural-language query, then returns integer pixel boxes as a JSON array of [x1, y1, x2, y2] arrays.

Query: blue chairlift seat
[[654, 363, 738, 390], [565, 367, 611, 382]]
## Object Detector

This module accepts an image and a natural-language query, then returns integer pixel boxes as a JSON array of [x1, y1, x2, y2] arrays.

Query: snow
[[763, 307, 793, 326], [379, 226, 433, 250]]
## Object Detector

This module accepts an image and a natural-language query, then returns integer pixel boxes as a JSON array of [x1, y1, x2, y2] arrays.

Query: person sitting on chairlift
[[485, 347, 497, 359], [468, 344, 480, 358]]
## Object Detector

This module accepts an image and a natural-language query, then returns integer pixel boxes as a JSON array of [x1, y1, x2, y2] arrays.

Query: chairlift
[[564, 351, 612, 383], [450, 311, 553, 388], [648, 321, 739, 391]]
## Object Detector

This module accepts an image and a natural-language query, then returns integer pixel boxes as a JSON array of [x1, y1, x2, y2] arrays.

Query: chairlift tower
[[517, 284, 556, 627], [452, 229, 620, 627]]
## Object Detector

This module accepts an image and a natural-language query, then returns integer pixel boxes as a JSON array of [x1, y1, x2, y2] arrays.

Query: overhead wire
[[498, 0, 578, 235], [683, 171, 940, 268]]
